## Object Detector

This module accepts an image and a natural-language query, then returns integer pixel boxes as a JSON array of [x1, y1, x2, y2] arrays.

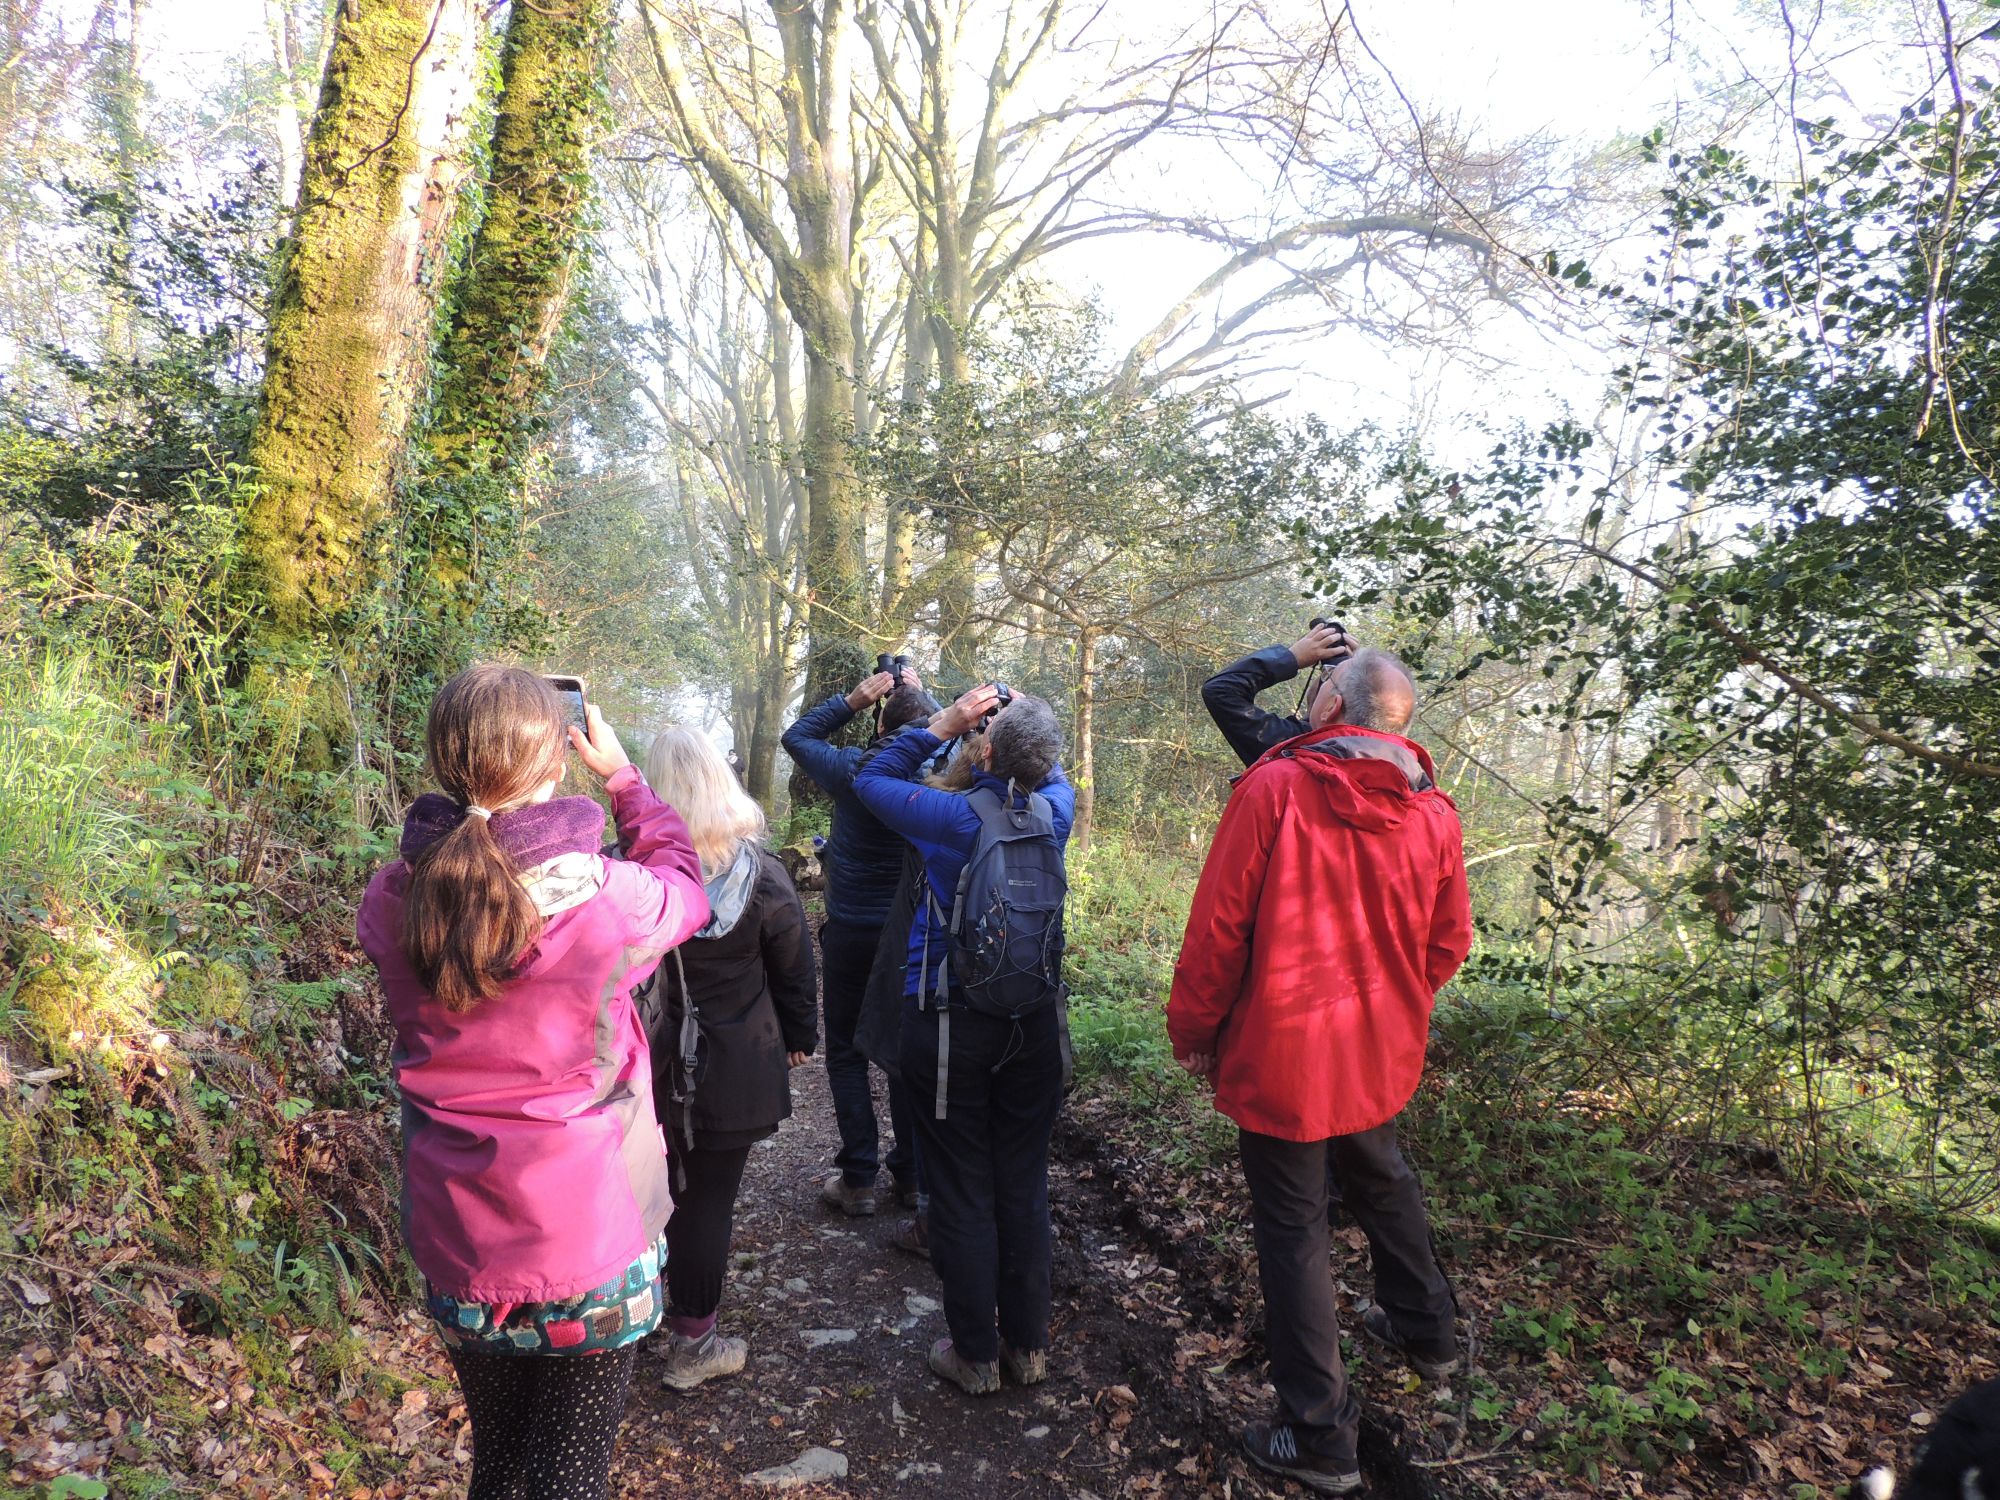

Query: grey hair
[[1331, 648, 1417, 733], [987, 694, 1063, 787]]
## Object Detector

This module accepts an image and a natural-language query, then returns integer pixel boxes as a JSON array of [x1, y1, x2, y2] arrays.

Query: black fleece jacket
[[1201, 643, 1312, 767], [637, 848, 818, 1150]]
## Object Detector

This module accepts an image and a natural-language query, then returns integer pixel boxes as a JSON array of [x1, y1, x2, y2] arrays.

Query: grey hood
[[696, 841, 761, 939]]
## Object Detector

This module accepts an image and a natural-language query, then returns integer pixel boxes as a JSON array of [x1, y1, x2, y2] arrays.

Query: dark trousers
[[901, 1002, 1064, 1363], [821, 918, 917, 1188], [447, 1343, 637, 1500], [664, 1142, 752, 1333], [1239, 1121, 1455, 1462]]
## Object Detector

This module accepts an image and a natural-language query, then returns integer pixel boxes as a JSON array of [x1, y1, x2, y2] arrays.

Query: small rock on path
[[743, 1446, 849, 1489]]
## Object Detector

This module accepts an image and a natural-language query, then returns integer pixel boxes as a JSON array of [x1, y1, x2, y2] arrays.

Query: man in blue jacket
[[782, 666, 938, 1216]]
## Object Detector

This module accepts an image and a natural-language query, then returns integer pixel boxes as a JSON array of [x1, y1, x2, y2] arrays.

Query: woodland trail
[[607, 1062, 1463, 1499], [611, 1059, 1217, 1497]]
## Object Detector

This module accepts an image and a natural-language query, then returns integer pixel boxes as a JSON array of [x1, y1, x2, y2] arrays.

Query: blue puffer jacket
[[851, 725, 1075, 998], [780, 694, 914, 929]]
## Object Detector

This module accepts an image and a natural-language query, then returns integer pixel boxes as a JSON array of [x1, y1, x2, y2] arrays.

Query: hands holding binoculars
[[928, 682, 1012, 739], [1290, 619, 1356, 670], [847, 664, 921, 711]]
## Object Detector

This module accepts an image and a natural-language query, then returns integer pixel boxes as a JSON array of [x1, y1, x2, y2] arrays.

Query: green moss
[[0, 1111, 35, 1199], [310, 1329, 372, 1387], [105, 1468, 178, 1500], [160, 959, 251, 1028], [14, 926, 157, 1063], [245, 0, 480, 634]]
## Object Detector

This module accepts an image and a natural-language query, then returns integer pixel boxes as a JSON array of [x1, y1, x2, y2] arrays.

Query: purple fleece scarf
[[400, 793, 608, 869]]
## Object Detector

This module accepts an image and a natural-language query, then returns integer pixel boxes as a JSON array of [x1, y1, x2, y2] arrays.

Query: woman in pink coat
[[357, 664, 708, 1500]]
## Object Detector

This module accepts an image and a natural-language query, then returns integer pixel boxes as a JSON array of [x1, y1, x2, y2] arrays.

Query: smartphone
[[544, 674, 588, 735]]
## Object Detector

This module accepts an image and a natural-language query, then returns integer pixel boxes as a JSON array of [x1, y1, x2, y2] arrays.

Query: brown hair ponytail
[[402, 665, 567, 1011]]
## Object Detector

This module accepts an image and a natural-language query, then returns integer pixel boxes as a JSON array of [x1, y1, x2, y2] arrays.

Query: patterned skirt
[[426, 1236, 665, 1356]]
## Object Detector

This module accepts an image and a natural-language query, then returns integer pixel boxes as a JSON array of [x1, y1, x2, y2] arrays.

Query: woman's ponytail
[[404, 815, 544, 1011], [400, 665, 568, 1011]]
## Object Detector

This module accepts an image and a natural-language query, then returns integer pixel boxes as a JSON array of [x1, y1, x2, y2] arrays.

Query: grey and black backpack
[[917, 783, 1069, 1112], [946, 785, 1067, 1017]]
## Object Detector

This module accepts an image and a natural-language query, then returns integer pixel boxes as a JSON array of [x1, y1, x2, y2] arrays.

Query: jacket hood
[[1244, 724, 1443, 832], [401, 791, 606, 869], [697, 841, 761, 938]]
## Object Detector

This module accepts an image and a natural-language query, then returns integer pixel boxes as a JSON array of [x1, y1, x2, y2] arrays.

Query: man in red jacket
[[1168, 648, 1472, 1494]]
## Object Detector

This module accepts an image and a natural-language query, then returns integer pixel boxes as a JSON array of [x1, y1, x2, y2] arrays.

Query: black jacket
[[855, 846, 925, 1076], [1201, 644, 1311, 767], [636, 847, 818, 1151], [780, 694, 907, 928]]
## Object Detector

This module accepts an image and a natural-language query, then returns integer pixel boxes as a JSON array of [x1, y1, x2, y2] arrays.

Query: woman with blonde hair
[[629, 727, 817, 1391]]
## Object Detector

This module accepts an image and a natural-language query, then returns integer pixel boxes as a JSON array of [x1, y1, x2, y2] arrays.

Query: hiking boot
[[1000, 1342, 1048, 1386], [819, 1172, 879, 1217], [890, 1174, 921, 1210], [927, 1337, 1000, 1396], [885, 1213, 930, 1260], [1360, 1303, 1460, 1380], [1241, 1422, 1361, 1495], [658, 1328, 747, 1391]]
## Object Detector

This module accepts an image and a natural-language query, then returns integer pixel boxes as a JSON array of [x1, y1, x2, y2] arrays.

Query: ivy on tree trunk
[[421, 0, 614, 603]]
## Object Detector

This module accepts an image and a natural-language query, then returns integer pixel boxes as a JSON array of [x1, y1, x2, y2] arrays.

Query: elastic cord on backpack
[[919, 876, 952, 1119], [667, 947, 696, 1196], [935, 1008, 950, 1121]]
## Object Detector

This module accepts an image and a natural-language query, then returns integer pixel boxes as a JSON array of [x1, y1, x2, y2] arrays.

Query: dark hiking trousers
[[663, 1142, 753, 1332], [901, 1001, 1064, 1364], [1239, 1121, 1456, 1462], [447, 1343, 637, 1500], [821, 918, 917, 1189]]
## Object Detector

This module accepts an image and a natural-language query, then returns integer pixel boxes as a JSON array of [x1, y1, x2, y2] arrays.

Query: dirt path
[[611, 1062, 1229, 1498], [606, 1059, 1475, 1500]]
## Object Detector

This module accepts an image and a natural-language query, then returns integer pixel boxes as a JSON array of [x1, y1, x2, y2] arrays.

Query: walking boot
[[1360, 1303, 1461, 1379], [658, 1328, 748, 1391], [885, 1211, 930, 1260], [927, 1337, 1000, 1396], [1241, 1422, 1361, 1495], [1000, 1342, 1048, 1386], [819, 1172, 879, 1217]]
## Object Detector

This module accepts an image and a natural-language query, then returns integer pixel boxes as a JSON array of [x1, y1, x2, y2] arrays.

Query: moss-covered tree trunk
[[244, 0, 481, 637], [421, 0, 613, 599]]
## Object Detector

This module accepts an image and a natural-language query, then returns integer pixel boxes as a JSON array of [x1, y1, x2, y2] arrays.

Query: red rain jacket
[[1167, 725, 1473, 1141]]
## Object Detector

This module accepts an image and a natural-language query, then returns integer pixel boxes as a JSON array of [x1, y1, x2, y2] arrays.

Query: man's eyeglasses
[[1295, 661, 1334, 718]]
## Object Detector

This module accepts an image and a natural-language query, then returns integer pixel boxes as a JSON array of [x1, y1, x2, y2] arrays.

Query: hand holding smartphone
[[544, 674, 588, 734]]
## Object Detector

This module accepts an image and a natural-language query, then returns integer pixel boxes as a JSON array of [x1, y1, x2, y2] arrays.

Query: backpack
[[633, 948, 699, 1193], [921, 785, 1068, 1019]]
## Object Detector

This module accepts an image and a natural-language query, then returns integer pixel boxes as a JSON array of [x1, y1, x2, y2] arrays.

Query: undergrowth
[[1, 500, 417, 1493], [1060, 840, 1999, 1491]]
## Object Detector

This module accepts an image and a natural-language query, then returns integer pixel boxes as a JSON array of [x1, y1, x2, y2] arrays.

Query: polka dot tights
[[447, 1344, 637, 1500]]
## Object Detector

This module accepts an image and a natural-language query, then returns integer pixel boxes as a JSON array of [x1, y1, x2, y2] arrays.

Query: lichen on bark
[[243, 0, 481, 637]]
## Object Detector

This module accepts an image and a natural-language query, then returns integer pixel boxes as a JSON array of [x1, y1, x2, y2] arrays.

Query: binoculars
[[876, 652, 910, 681], [981, 682, 1013, 728]]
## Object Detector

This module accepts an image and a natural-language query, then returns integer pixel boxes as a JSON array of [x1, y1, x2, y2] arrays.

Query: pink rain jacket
[[357, 766, 708, 1304]]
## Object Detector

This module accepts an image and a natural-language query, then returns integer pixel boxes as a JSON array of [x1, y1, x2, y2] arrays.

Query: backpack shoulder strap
[[951, 787, 1011, 925]]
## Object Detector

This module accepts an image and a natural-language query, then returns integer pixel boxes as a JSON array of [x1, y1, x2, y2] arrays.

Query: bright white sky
[[120, 0, 1962, 450]]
